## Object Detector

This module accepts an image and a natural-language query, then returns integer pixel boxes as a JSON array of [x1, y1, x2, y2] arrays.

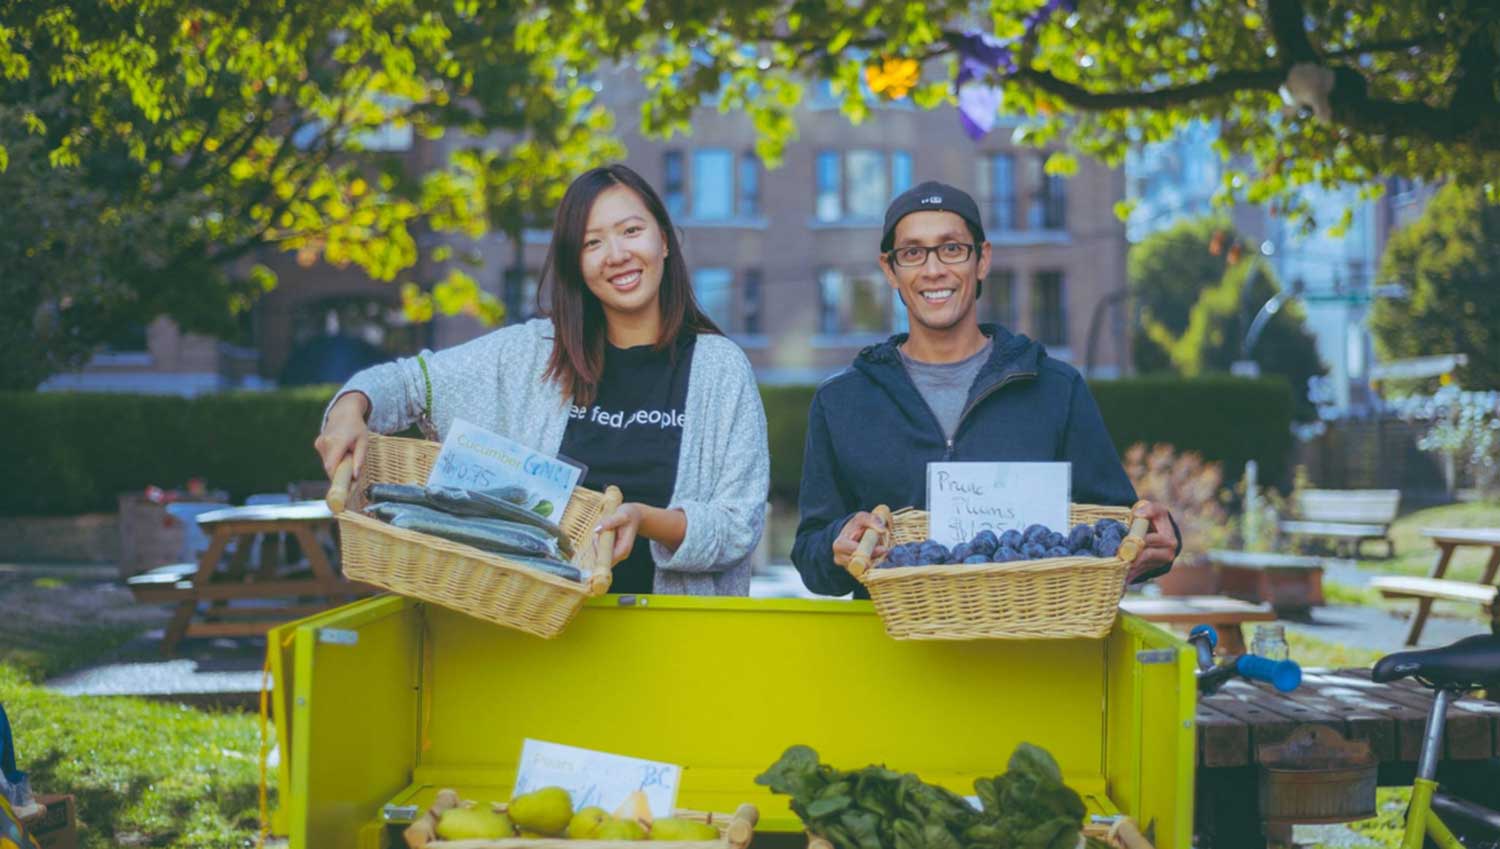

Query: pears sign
[[514, 739, 682, 819]]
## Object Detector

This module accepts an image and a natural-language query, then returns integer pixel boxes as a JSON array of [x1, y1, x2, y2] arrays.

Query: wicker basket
[[403, 790, 758, 849], [849, 504, 1140, 640], [330, 435, 619, 639]]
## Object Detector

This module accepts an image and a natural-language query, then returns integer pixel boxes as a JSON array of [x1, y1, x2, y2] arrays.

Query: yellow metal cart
[[267, 595, 1197, 849]]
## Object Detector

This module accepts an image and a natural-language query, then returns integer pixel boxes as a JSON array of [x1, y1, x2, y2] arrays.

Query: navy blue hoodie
[[792, 325, 1164, 597]]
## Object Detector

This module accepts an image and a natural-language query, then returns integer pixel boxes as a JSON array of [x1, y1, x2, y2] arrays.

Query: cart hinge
[[382, 803, 420, 823], [317, 627, 359, 646], [1135, 649, 1177, 665]]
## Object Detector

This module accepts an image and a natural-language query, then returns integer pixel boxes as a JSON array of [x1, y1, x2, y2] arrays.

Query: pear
[[510, 786, 574, 836], [651, 818, 721, 841], [435, 805, 515, 841], [567, 806, 610, 839], [595, 818, 649, 841]]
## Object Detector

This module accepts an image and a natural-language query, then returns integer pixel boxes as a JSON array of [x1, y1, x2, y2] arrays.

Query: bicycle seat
[[1373, 634, 1500, 689]]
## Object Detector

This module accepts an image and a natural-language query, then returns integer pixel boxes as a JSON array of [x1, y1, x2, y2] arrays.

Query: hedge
[[1089, 373, 1294, 488], [0, 388, 337, 516], [0, 374, 1291, 516], [761, 375, 1293, 502]]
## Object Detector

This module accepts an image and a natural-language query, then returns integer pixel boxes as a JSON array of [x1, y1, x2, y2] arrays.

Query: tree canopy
[[0, 0, 619, 387], [3, 0, 1497, 386], [531, 0, 1499, 223], [1370, 184, 1500, 388], [1130, 217, 1325, 419]]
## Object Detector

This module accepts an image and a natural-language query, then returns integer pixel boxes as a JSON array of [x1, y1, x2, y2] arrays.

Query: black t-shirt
[[559, 335, 695, 593]]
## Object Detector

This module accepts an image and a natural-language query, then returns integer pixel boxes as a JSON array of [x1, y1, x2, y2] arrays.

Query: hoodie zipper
[[944, 370, 1038, 459]]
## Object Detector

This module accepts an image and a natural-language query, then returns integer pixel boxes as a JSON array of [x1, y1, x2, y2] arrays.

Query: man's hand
[[1127, 500, 1178, 582], [832, 511, 889, 571]]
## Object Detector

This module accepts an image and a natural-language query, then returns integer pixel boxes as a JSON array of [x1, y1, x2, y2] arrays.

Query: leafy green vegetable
[[756, 742, 1091, 849]]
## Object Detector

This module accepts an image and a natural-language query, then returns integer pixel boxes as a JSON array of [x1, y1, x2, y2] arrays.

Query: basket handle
[[584, 485, 625, 596], [402, 787, 459, 849], [326, 455, 355, 514], [1110, 817, 1154, 849], [1115, 499, 1152, 563], [725, 804, 759, 849], [844, 504, 893, 578]]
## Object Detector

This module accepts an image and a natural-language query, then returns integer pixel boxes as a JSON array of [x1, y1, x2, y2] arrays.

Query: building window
[[983, 269, 1015, 328], [1032, 271, 1067, 346], [663, 151, 685, 218], [816, 150, 914, 222], [815, 151, 842, 222], [891, 151, 913, 195], [1028, 158, 1066, 230], [818, 269, 842, 334], [978, 154, 1017, 231], [818, 268, 888, 335], [694, 268, 734, 330], [845, 150, 889, 219], [738, 153, 761, 218], [691, 149, 733, 220], [741, 268, 763, 335], [502, 268, 539, 322]]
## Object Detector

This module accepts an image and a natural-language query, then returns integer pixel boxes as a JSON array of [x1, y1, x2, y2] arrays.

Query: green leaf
[[805, 795, 853, 817], [1042, 151, 1078, 177]]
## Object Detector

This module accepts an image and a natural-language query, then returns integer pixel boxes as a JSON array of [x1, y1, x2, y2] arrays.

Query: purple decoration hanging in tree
[[946, 0, 1077, 140], [957, 84, 1004, 140]]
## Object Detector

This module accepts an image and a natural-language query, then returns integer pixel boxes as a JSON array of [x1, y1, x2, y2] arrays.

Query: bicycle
[[1373, 633, 1500, 849]]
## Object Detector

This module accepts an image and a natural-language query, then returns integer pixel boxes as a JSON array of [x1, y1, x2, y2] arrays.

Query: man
[[792, 180, 1179, 597]]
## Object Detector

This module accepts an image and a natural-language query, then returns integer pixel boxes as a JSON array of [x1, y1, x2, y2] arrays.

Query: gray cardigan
[[331, 318, 769, 596]]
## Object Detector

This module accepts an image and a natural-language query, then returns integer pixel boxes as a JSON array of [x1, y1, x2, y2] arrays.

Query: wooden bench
[[1121, 595, 1278, 654], [1279, 488, 1401, 558], [1371, 528, 1500, 645]]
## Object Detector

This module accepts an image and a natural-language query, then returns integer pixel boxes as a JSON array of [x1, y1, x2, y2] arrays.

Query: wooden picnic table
[[1195, 666, 1500, 849], [128, 501, 374, 654], [1122, 595, 1277, 654], [1388, 528, 1500, 646]]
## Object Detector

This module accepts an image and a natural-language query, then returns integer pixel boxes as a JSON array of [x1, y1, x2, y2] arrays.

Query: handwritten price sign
[[925, 462, 1071, 547], [428, 419, 584, 516], [513, 739, 681, 817]]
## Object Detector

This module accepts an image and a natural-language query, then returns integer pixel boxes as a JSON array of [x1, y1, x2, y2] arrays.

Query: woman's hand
[[594, 503, 688, 565], [313, 393, 372, 480], [595, 503, 646, 564]]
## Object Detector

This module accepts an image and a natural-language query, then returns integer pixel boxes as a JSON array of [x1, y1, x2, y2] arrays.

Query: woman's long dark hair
[[541, 163, 722, 406]]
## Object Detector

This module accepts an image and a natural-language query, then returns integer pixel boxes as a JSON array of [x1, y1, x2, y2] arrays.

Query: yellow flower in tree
[[865, 57, 920, 99]]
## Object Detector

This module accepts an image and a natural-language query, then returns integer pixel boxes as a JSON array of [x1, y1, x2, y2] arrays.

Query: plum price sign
[[513, 739, 681, 817], [925, 462, 1070, 547]]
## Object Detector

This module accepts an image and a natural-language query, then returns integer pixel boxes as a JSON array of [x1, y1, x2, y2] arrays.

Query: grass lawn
[[1350, 500, 1500, 581], [1, 567, 269, 847], [1, 664, 269, 848], [0, 568, 161, 682]]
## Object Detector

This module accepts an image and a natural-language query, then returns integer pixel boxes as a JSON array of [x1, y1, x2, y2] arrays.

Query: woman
[[315, 164, 769, 596]]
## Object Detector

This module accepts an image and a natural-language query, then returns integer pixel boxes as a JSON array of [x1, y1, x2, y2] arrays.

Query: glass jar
[[1251, 623, 1290, 661]]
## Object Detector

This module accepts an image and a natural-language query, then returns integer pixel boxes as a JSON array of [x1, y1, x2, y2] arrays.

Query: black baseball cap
[[880, 180, 986, 252]]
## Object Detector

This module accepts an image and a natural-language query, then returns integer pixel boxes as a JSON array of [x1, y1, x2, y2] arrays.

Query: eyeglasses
[[887, 242, 976, 268]]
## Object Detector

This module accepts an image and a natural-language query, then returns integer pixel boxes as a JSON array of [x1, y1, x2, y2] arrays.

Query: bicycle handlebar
[[1235, 654, 1303, 692]]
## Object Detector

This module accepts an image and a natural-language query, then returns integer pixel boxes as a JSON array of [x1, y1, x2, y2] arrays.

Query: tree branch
[[1323, 35, 1445, 60], [1011, 66, 1284, 109], [1266, 0, 1320, 64]]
